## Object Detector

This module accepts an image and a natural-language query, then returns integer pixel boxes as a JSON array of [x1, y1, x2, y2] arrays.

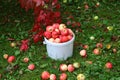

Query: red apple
[[59, 24, 66, 30], [41, 71, 50, 80], [28, 64, 35, 70], [67, 64, 75, 72], [7, 56, 15, 63], [50, 74, 56, 80], [79, 49, 87, 57], [60, 36, 69, 43], [67, 35, 73, 40], [60, 73, 67, 80], [3, 54, 9, 59], [48, 38, 55, 42], [67, 29, 73, 36], [46, 26, 54, 32], [83, 45, 89, 49], [52, 31, 59, 39], [84, 4, 89, 10], [53, 23, 59, 29], [23, 57, 29, 63], [93, 48, 100, 55], [55, 29, 61, 35], [44, 31, 52, 39], [105, 62, 113, 69], [96, 43, 103, 48], [54, 38, 61, 43], [61, 29, 69, 36], [60, 64, 68, 72]]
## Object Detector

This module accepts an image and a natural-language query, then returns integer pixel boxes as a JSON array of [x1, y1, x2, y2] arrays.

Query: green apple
[[107, 26, 113, 31], [63, 0, 67, 3], [94, 16, 99, 20], [90, 36, 95, 40]]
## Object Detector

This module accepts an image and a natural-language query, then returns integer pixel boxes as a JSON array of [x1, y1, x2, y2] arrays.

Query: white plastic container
[[44, 34, 75, 60]]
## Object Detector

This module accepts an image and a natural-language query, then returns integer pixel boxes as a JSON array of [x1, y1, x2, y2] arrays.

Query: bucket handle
[[43, 41, 46, 44]]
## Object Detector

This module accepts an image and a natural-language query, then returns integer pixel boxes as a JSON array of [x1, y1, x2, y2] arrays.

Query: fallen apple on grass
[[10, 42, 16, 47], [3, 54, 9, 59], [28, 64, 35, 70], [73, 62, 80, 68], [60, 64, 68, 72], [89, 36, 95, 40], [60, 73, 67, 80], [7, 56, 15, 63], [112, 48, 117, 53], [67, 64, 75, 72], [79, 49, 87, 57], [105, 62, 113, 69], [94, 16, 99, 20], [77, 73, 85, 80], [95, 2, 100, 7], [50, 74, 56, 80], [84, 4, 89, 10], [93, 48, 101, 55], [41, 71, 50, 80], [96, 42, 103, 48], [83, 44, 89, 49], [23, 57, 29, 63]]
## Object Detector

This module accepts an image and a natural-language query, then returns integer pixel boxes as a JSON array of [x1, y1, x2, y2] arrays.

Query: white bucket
[[44, 34, 75, 60]]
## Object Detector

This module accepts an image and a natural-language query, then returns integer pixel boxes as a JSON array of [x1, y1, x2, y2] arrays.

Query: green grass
[[0, 0, 120, 80]]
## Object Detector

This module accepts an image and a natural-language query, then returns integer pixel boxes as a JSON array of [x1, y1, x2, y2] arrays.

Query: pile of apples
[[44, 23, 74, 43], [41, 62, 80, 80]]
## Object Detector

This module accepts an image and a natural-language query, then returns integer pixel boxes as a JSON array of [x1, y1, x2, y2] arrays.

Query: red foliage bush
[[18, 0, 61, 43]]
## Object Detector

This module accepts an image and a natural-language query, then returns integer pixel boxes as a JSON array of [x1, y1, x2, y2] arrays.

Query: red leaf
[[21, 39, 29, 44], [33, 0, 45, 7], [77, 22, 81, 27], [20, 44, 29, 51], [55, 18, 61, 23], [33, 34, 40, 43], [20, 39, 29, 51], [52, 0, 58, 6], [45, 0, 50, 3], [56, 4, 60, 9], [54, 11, 60, 18], [32, 24, 40, 32], [19, 0, 35, 11]]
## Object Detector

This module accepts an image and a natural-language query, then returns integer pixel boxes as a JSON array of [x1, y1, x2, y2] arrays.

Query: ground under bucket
[[44, 34, 75, 60]]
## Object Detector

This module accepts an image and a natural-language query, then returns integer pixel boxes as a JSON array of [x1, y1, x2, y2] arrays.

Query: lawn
[[0, 0, 120, 80]]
